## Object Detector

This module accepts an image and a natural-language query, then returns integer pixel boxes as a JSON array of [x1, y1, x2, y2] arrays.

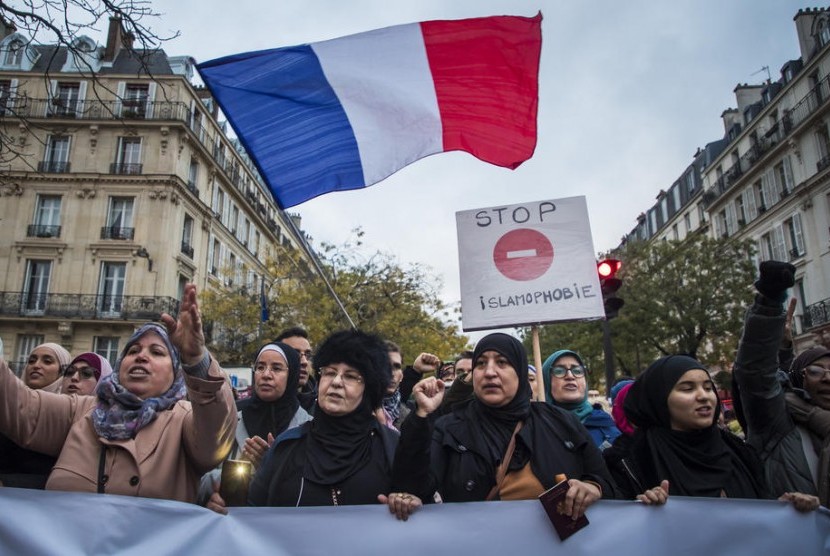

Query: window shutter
[[792, 212, 805, 255]]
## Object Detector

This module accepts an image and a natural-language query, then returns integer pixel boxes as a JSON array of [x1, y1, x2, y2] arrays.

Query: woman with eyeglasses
[[542, 350, 620, 450], [0, 284, 236, 502], [200, 341, 312, 506], [0, 342, 72, 489], [390, 333, 616, 518], [734, 261, 830, 507], [226, 330, 420, 518], [60, 353, 113, 396]]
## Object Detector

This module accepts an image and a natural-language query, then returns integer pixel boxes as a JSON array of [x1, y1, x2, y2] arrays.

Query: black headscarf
[[237, 342, 301, 441], [465, 333, 532, 469], [624, 355, 766, 498], [303, 330, 391, 486]]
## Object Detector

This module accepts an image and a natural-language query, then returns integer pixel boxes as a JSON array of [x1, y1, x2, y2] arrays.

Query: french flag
[[198, 13, 542, 208]]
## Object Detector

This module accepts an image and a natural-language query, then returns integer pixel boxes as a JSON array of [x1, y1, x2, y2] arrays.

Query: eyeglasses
[[297, 351, 313, 361], [64, 366, 96, 380], [551, 366, 586, 378], [318, 366, 364, 386], [805, 365, 830, 380], [254, 364, 288, 374]]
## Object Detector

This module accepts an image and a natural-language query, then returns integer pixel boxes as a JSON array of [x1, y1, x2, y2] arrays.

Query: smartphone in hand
[[219, 459, 254, 507]]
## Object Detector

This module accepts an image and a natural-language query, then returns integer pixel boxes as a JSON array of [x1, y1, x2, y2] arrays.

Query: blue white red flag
[[197, 13, 542, 208]]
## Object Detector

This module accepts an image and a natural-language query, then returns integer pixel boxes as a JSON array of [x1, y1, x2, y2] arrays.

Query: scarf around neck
[[91, 324, 186, 440]]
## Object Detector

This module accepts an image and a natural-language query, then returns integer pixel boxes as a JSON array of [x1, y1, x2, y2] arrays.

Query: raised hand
[[412, 352, 442, 375], [241, 433, 274, 469], [413, 376, 445, 417], [160, 283, 206, 366]]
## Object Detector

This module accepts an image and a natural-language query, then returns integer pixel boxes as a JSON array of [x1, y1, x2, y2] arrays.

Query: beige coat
[[0, 357, 235, 503]]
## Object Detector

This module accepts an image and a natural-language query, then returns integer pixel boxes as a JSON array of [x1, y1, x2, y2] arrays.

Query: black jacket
[[392, 403, 618, 502]]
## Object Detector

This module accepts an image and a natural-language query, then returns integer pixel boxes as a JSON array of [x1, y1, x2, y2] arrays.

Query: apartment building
[[0, 18, 315, 371], [621, 7, 830, 349]]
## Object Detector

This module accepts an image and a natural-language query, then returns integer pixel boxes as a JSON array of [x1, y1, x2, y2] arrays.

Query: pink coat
[[0, 357, 235, 503]]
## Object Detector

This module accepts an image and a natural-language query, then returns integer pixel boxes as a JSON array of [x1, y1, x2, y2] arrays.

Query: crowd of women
[[0, 261, 827, 522]]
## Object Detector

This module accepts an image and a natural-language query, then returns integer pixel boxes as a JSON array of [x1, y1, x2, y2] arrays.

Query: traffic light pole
[[602, 319, 616, 397]]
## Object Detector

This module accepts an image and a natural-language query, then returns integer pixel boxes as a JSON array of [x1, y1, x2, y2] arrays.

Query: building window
[[112, 137, 142, 174], [29, 195, 62, 238], [821, 20, 830, 46], [4, 39, 23, 66], [685, 171, 695, 196], [188, 159, 199, 190], [98, 262, 126, 316], [786, 213, 806, 259], [774, 157, 794, 196], [93, 337, 119, 366], [231, 204, 239, 235], [683, 213, 692, 234], [254, 231, 261, 257], [760, 227, 787, 261], [40, 135, 71, 173], [211, 238, 220, 275], [182, 215, 194, 258], [14, 334, 44, 375], [22, 260, 51, 314], [122, 84, 149, 118], [51, 82, 81, 117], [104, 197, 135, 240]]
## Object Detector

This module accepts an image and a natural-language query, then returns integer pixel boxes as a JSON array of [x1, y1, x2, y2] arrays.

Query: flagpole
[[281, 212, 357, 330]]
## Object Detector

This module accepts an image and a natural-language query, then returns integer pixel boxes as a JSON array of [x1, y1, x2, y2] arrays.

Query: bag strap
[[97, 447, 107, 494], [485, 421, 524, 501]]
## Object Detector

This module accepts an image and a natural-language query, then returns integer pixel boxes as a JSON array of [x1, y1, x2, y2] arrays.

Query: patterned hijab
[[92, 324, 186, 440]]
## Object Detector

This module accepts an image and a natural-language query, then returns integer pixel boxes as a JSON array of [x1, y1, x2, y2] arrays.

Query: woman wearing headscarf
[[60, 352, 113, 396], [0, 284, 236, 502], [734, 260, 830, 507], [209, 329, 417, 514], [390, 333, 616, 520], [0, 342, 73, 488], [611, 354, 817, 511], [23, 342, 72, 393], [542, 349, 621, 451], [197, 341, 312, 504]]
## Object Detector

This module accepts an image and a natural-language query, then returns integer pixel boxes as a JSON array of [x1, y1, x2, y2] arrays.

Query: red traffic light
[[597, 259, 622, 278]]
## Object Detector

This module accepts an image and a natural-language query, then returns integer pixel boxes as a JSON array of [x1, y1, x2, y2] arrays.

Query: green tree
[[201, 229, 471, 365], [524, 233, 756, 390]]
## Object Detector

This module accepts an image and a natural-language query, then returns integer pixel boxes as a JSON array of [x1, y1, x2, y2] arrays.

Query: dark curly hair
[[313, 329, 391, 409]]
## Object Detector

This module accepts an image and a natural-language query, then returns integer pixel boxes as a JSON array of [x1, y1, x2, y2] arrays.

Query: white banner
[[456, 196, 604, 331], [0, 488, 827, 556]]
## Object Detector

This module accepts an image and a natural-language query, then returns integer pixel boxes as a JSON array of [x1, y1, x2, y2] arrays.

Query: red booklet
[[538, 478, 590, 541]]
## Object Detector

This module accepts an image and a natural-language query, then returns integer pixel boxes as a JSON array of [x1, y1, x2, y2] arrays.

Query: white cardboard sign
[[456, 196, 604, 331]]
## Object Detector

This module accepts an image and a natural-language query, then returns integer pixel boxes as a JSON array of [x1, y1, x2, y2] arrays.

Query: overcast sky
[[129, 1, 812, 337]]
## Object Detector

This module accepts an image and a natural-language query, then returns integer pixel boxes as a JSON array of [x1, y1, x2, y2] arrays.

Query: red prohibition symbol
[[492, 228, 554, 281]]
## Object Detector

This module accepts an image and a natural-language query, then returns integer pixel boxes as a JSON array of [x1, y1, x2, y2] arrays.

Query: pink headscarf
[[611, 382, 635, 436], [68, 352, 113, 382]]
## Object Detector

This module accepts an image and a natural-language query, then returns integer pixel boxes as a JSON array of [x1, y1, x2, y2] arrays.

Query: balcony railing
[[703, 74, 830, 208], [181, 242, 194, 258], [6, 97, 274, 225], [803, 297, 830, 330], [26, 224, 61, 238], [100, 226, 135, 240], [37, 160, 71, 173], [110, 162, 142, 175], [0, 291, 179, 321]]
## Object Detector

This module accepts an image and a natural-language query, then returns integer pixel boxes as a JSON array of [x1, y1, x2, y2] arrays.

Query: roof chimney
[[103, 17, 124, 62]]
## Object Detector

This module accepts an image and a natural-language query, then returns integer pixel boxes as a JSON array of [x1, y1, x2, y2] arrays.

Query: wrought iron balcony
[[181, 241, 194, 258], [0, 291, 179, 321], [803, 297, 830, 330], [110, 162, 142, 175], [100, 226, 135, 240], [37, 160, 71, 173], [26, 224, 61, 238]]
